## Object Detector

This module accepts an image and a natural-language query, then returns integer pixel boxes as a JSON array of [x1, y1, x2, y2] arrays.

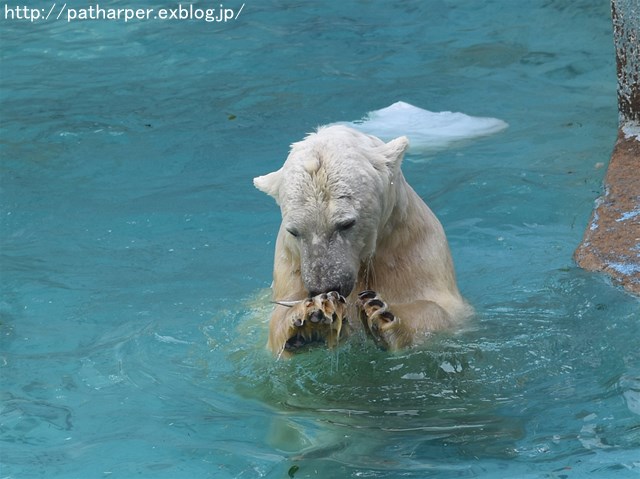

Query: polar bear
[[254, 125, 471, 358]]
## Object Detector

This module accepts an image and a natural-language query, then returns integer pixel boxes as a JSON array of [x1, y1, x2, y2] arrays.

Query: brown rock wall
[[574, 130, 640, 294]]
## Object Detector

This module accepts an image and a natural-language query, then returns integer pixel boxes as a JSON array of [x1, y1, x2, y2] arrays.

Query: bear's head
[[254, 125, 409, 298]]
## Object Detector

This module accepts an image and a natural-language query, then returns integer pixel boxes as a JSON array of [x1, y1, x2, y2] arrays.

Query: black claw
[[379, 311, 395, 323], [367, 299, 385, 309], [309, 310, 324, 323], [358, 290, 377, 299], [285, 334, 306, 350]]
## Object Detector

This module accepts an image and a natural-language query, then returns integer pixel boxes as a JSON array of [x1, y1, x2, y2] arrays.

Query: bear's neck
[[361, 175, 444, 292], [379, 173, 415, 244]]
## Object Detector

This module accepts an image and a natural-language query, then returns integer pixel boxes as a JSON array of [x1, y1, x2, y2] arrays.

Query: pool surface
[[1, 1, 639, 478]]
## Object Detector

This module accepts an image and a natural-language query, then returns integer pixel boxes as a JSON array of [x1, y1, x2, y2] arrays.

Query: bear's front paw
[[356, 290, 397, 350], [284, 291, 347, 352]]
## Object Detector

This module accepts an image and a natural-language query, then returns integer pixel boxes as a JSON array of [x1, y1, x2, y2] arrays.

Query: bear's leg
[[357, 290, 450, 351], [268, 292, 347, 358]]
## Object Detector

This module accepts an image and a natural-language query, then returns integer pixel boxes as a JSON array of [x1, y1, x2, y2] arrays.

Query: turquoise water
[[1, 1, 639, 478]]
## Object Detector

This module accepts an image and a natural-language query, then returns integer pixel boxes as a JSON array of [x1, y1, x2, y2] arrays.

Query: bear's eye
[[336, 219, 356, 232], [286, 227, 300, 238]]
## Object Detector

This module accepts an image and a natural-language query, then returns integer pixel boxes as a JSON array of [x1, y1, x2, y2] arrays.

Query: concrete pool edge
[[574, 128, 640, 295]]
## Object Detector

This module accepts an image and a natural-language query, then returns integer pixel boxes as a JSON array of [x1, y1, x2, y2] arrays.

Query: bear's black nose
[[309, 283, 353, 299]]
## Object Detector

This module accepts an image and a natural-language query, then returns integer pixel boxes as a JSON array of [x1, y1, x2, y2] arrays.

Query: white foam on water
[[331, 101, 508, 153]]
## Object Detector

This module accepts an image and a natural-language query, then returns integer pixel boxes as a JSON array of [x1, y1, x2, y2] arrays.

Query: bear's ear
[[253, 170, 282, 201], [384, 135, 409, 172]]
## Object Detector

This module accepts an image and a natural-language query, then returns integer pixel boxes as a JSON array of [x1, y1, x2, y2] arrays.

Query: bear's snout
[[303, 266, 355, 299], [299, 236, 357, 299], [307, 280, 354, 299]]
